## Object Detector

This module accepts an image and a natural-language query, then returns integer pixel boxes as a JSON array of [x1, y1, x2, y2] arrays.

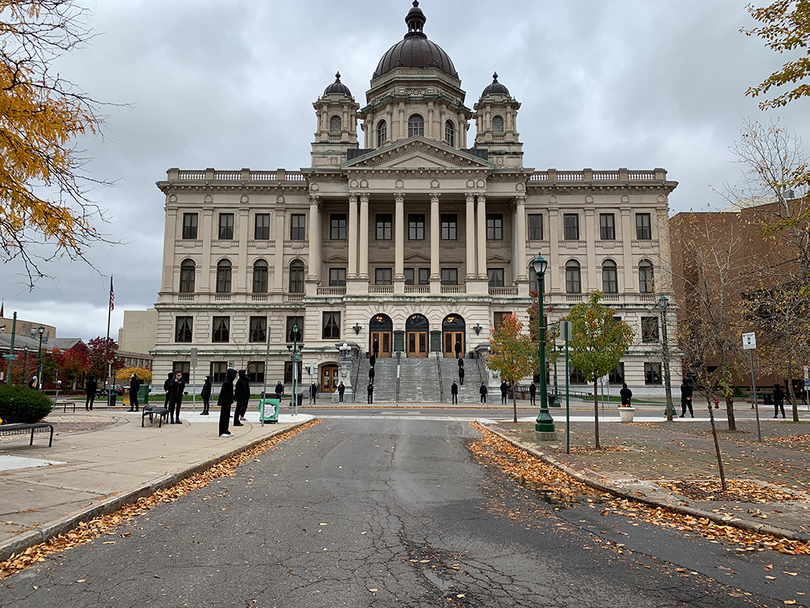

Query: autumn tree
[[487, 313, 536, 423], [56, 342, 90, 388], [562, 292, 634, 449], [86, 336, 118, 380], [0, 0, 111, 287]]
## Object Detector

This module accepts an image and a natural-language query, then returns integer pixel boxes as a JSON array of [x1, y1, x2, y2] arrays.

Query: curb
[[0, 420, 313, 563], [479, 422, 810, 542]]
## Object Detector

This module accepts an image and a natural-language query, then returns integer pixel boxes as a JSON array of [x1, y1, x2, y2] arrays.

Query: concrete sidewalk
[[0, 407, 313, 562]]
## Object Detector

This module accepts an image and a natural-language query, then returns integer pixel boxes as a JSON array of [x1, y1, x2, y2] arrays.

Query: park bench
[[0, 422, 54, 447], [142, 404, 169, 428]]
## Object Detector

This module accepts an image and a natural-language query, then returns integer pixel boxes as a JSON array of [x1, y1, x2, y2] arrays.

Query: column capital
[[348, 194, 358, 203], [359, 193, 370, 203], [429, 192, 441, 202], [514, 195, 527, 206], [465, 192, 476, 202], [394, 193, 405, 204], [476, 194, 487, 203], [308, 194, 320, 205]]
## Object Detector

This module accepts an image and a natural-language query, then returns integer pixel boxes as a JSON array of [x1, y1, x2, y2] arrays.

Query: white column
[[430, 193, 440, 280], [514, 196, 528, 282], [465, 193, 476, 280], [200, 209, 213, 293], [394, 194, 405, 280], [585, 208, 597, 291], [476, 194, 487, 280], [273, 208, 285, 294], [238, 208, 249, 292], [347, 195, 358, 279], [161, 207, 178, 293], [359, 194, 369, 280], [307, 195, 320, 281]]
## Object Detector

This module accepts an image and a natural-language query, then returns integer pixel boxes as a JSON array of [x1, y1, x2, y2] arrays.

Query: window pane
[[175, 316, 192, 343], [404, 268, 414, 285], [488, 268, 504, 287], [444, 120, 454, 146], [600, 213, 615, 240], [564, 214, 579, 240], [182, 213, 198, 239], [249, 316, 267, 343], [252, 261, 268, 293], [602, 261, 617, 293], [290, 214, 306, 240], [180, 260, 195, 293], [645, 362, 662, 385], [219, 214, 234, 240], [639, 261, 655, 293], [636, 213, 652, 240], [328, 268, 346, 286], [408, 114, 424, 137], [247, 361, 264, 384], [216, 261, 231, 293], [377, 120, 387, 147], [408, 214, 425, 240], [212, 316, 230, 342], [441, 268, 458, 285], [418, 268, 430, 285], [375, 268, 392, 285], [641, 317, 659, 343], [289, 261, 304, 293], [565, 262, 581, 293], [330, 214, 347, 240], [528, 214, 543, 240], [210, 362, 228, 383], [492, 116, 504, 133], [441, 214, 457, 240], [286, 317, 303, 342], [330, 115, 341, 133], [255, 214, 270, 240], [322, 312, 340, 339], [486, 214, 502, 240], [376, 214, 392, 240]]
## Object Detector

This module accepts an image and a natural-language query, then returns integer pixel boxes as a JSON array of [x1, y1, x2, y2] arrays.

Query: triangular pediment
[[323, 254, 348, 264], [344, 136, 492, 170], [404, 253, 432, 264], [486, 254, 510, 264]]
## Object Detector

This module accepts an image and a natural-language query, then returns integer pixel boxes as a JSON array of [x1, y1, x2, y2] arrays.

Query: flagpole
[[104, 276, 113, 403]]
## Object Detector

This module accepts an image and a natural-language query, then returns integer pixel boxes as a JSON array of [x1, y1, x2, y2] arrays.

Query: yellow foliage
[[116, 367, 152, 383]]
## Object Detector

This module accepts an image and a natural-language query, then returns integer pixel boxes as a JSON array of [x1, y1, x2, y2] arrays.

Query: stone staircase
[[438, 357, 486, 403]]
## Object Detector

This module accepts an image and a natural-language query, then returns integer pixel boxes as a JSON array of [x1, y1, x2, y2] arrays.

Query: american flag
[[109, 277, 115, 311]]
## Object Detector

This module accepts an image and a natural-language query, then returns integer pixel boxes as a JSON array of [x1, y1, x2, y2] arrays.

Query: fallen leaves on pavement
[[657, 479, 806, 502]]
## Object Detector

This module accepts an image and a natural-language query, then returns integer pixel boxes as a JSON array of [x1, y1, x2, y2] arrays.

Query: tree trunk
[[512, 391, 517, 424], [708, 400, 727, 491], [787, 368, 799, 422], [725, 396, 736, 432], [593, 379, 600, 449]]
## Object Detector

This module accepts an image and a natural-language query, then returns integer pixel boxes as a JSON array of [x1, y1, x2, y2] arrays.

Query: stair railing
[[435, 351, 444, 403], [395, 351, 401, 404], [351, 351, 361, 403]]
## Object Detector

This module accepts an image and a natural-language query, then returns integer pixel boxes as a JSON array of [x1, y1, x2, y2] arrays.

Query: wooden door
[[443, 331, 464, 358], [370, 331, 392, 358], [320, 365, 338, 392], [407, 332, 428, 358]]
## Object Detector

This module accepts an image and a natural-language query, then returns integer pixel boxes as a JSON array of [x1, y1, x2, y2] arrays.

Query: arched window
[[377, 120, 387, 147], [602, 260, 618, 293], [329, 115, 341, 133], [179, 259, 195, 293], [408, 114, 424, 137], [444, 120, 455, 146], [289, 260, 305, 294], [492, 115, 504, 133], [252, 260, 268, 294], [565, 260, 581, 294], [216, 260, 231, 293], [639, 260, 655, 293]]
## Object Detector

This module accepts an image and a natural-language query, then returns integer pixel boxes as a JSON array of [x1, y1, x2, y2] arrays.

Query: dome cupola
[[323, 72, 352, 97], [481, 73, 510, 98]]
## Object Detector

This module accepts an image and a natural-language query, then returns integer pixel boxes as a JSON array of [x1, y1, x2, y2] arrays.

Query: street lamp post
[[531, 253, 555, 436], [551, 343, 562, 408], [657, 295, 674, 422], [290, 323, 301, 416], [23, 344, 29, 385], [37, 325, 44, 388]]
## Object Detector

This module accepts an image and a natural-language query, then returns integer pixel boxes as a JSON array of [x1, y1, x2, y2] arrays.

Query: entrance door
[[370, 331, 392, 358], [443, 331, 464, 358], [320, 365, 338, 392], [407, 332, 429, 357]]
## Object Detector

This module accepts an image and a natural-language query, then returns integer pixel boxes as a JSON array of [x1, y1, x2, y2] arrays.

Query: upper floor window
[[376, 214, 392, 240], [408, 214, 425, 240], [289, 260, 304, 294], [249, 316, 267, 343], [486, 214, 503, 240], [493, 311, 512, 328], [639, 260, 655, 293], [290, 214, 306, 240], [602, 259, 618, 293], [375, 268, 392, 285], [330, 214, 347, 240], [330, 115, 341, 133], [252, 260, 268, 293], [444, 120, 455, 146], [286, 317, 303, 342], [254, 213, 270, 240], [179, 259, 195, 293], [488, 268, 504, 287], [564, 214, 579, 240], [175, 316, 192, 343], [408, 114, 424, 137], [644, 362, 662, 385], [492, 115, 504, 133], [329, 268, 346, 287], [528, 214, 543, 240], [322, 312, 341, 339], [212, 316, 230, 343], [441, 268, 458, 285], [636, 213, 652, 240], [377, 120, 387, 147], [441, 214, 457, 240], [565, 260, 581, 293], [216, 259, 231, 293], [218, 213, 234, 240], [182, 213, 198, 240], [600, 213, 615, 240], [641, 317, 659, 343], [405, 268, 430, 285]]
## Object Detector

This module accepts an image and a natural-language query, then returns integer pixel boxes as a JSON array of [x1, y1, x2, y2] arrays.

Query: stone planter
[[618, 407, 636, 423]]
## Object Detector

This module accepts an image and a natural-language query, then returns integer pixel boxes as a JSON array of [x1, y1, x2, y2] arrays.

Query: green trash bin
[[138, 384, 151, 404], [260, 397, 280, 424]]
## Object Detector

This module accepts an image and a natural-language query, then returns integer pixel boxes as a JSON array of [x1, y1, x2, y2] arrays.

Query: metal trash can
[[260, 397, 280, 424], [138, 384, 151, 404], [296, 393, 303, 407]]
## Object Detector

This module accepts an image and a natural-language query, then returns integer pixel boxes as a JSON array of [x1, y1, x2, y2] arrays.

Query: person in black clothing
[[479, 383, 488, 404], [309, 382, 317, 405], [679, 378, 694, 418], [773, 383, 786, 418], [529, 381, 536, 406], [620, 382, 633, 407], [200, 376, 212, 415], [234, 370, 249, 425], [458, 366, 465, 386], [500, 380, 509, 405], [369, 354, 376, 368], [85, 376, 97, 411], [129, 374, 141, 412], [367, 382, 374, 404], [274, 381, 284, 400], [218, 368, 237, 437], [450, 380, 458, 404], [163, 372, 174, 409], [369, 366, 375, 384], [170, 372, 185, 424], [455, 340, 462, 359], [372, 339, 379, 357], [28, 375, 38, 389], [338, 381, 345, 404]]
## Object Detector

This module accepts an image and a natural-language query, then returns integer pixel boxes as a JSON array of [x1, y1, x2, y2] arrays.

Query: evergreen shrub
[[0, 385, 53, 423]]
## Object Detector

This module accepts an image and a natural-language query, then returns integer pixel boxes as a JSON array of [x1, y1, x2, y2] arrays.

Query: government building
[[150, 2, 678, 401]]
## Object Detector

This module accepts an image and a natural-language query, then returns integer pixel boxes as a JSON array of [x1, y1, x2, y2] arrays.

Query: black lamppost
[[36, 325, 44, 388], [531, 253, 555, 434], [290, 323, 301, 414], [657, 295, 674, 421], [23, 344, 29, 386]]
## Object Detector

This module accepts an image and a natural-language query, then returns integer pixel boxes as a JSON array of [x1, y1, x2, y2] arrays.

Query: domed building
[[152, 2, 678, 402]]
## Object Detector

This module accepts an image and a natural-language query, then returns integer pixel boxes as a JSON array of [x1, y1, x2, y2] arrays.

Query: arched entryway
[[442, 314, 466, 358], [406, 314, 429, 358], [369, 314, 393, 358]]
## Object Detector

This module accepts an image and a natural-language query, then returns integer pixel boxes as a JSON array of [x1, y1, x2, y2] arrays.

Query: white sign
[[742, 332, 756, 350]]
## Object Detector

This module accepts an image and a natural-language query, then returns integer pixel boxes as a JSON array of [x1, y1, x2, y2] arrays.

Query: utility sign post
[[742, 333, 762, 442], [804, 366, 809, 410]]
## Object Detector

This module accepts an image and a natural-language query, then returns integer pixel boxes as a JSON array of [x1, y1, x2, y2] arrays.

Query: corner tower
[[473, 73, 523, 167], [311, 72, 360, 167]]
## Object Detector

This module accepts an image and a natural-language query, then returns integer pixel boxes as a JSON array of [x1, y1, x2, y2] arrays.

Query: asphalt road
[[1, 418, 804, 607]]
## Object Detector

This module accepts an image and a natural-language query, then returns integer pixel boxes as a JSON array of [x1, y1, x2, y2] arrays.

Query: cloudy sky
[[1, 0, 808, 342]]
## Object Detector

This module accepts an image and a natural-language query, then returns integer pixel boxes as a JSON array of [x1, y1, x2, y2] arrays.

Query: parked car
[[96, 385, 124, 397]]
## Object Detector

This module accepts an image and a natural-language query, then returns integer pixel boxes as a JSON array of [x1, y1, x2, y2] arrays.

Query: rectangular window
[[286, 317, 303, 342], [564, 214, 579, 240], [255, 214, 270, 240], [375, 268, 392, 285], [441, 268, 458, 285], [487, 268, 504, 287], [172, 362, 190, 384], [486, 214, 503, 240], [600, 213, 615, 240], [212, 316, 230, 343], [290, 214, 306, 240], [641, 317, 660, 343], [247, 361, 264, 384], [329, 268, 346, 287], [330, 214, 347, 240], [322, 312, 341, 339], [418, 268, 430, 285], [175, 316, 192, 343], [528, 214, 543, 240], [210, 362, 228, 384], [219, 213, 234, 240], [441, 214, 457, 240], [249, 316, 267, 343], [404, 268, 414, 285], [284, 361, 302, 384], [609, 363, 625, 385], [408, 214, 425, 240], [376, 214, 392, 240], [645, 362, 662, 385], [493, 312, 512, 328], [182, 213, 198, 240], [636, 213, 652, 240]]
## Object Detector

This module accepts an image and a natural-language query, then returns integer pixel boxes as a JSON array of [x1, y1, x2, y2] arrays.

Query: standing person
[[455, 340, 462, 359], [217, 368, 237, 437], [369, 366, 375, 384], [309, 381, 317, 405], [129, 374, 141, 412], [200, 376, 212, 415], [500, 380, 509, 405], [163, 372, 174, 409], [773, 383, 786, 419], [274, 381, 284, 400], [620, 382, 632, 407], [450, 380, 458, 404], [338, 381, 345, 404], [479, 383, 488, 404], [458, 365, 465, 386], [85, 376, 97, 411], [170, 371, 185, 424], [234, 370, 249, 426], [367, 382, 374, 404], [529, 381, 537, 406], [679, 378, 694, 418], [369, 353, 376, 368], [28, 375, 38, 389], [372, 339, 379, 358]]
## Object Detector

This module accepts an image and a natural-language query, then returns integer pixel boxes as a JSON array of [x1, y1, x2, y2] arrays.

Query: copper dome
[[323, 72, 352, 97], [481, 73, 510, 97]]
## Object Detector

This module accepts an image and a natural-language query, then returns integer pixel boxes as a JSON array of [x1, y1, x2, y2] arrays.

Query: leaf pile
[[550, 445, 634, 455], [657, 479, 807, 502], [0, 419, 321, 579]]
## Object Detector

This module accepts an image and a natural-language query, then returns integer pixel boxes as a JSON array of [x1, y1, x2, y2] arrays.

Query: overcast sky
[[1, 0, 808, 342]]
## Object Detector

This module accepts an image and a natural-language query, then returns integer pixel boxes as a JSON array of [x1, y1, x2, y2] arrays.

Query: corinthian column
[[465, 193, 476, 280], [476, 194, 487, 280], [307, 195, 320, 282], [359, 194, 369, 280], [430, 193, 440, 280], [394, 193, 405, 280], [514, 196, 528, 282], [347, 194, 358, 279]]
